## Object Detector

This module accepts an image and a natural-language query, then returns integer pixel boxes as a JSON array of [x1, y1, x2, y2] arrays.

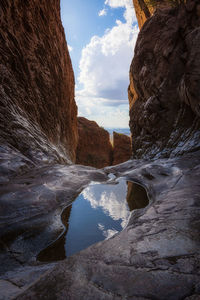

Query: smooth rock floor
[[1, 151, 200, 299]]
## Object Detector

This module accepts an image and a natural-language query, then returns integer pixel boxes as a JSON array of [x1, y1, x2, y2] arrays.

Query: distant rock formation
[[0, 0, 78, 171], [112, 132, 132, 165], [129, 0, 200, 158], [76, 117, 112, 168]]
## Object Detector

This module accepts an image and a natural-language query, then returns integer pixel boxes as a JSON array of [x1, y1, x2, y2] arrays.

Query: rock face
[[129, 1, 200, 158], [112, 131, 132, 165], [132, 0, 153, 28], [0, 0, 78, 166], [76, 117, 112, 168]]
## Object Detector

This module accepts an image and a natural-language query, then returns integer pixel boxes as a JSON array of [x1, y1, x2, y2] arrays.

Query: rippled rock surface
[[129, 1, 200, 158], [0, 0, 78, 166], [0, 1, 200, 299], [0, 151, 198, 300]]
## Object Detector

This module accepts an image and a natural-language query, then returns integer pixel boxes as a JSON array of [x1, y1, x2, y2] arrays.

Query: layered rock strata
[[0, 0, 77, 167], [112, 131, 132, 165], [129, 0, 200, 158], [76, 117, 112, 168]]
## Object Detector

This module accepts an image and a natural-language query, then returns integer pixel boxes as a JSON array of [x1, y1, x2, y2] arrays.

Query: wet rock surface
[[0, 163, 108, 299], [112, 131, 132, 165], [0, 0, 78, 164], [76, 117, 112, 168], [0, 150, 198, 300], [129, 1, 200, 158]]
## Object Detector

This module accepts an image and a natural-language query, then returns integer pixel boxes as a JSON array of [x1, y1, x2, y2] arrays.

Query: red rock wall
[[129, 1, 200, 158], [76, 117, 113, 168], [0, 0, 77, 165], [132, 0, 152, 29], [112, 132, 132, 165]]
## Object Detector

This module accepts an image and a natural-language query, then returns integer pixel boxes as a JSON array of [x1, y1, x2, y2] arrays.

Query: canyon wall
[[76, 119, 132, 168], [129, 0, 200, 158], [132, 0, 153, 29], [0, 0, 78, 172], [76, 117, 112, 168], [112, 132, 132, 165]]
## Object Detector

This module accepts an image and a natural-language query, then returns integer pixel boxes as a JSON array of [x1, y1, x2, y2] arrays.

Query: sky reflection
[[65, 178, 130, 256]]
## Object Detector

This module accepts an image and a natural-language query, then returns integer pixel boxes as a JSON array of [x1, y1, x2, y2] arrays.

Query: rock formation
[[12, 152, 200, 300], [132, 0, 153, 28], [0, 0, 78, 168], [76, 117, 112, 168], [112, 131, 132, 165], [129, 0, 200, 158], [0, 1, 200, 299]]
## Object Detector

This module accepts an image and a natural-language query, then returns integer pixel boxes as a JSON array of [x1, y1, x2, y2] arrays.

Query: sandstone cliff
[[112, 132, 132, 165], [132, 0, 182, 29], [0, 0, 78, 170], [132, 0, 153, 28], [76, 117, 112, 168], [129, 0, 200, 158]]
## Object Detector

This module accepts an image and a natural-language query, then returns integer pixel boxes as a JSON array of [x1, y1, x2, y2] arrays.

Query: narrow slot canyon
[[0, 1, 200, 300]]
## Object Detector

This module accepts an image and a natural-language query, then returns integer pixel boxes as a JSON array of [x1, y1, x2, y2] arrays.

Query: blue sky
[[61, 0, 138, 128]]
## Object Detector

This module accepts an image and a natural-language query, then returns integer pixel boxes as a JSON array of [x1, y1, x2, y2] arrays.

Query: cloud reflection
[[82, 178, 130, 230]]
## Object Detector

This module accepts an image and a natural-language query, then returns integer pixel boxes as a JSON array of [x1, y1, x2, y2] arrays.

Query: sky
[[60, 0, 139, 128]]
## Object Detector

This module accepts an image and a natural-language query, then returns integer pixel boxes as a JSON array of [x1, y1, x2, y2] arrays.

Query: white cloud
[[82, 178, 130, 231], [68, 45, 73, 52], [98, 8, 107, 16], [76, 0, 138, 128], [105, 0, 136, 24]]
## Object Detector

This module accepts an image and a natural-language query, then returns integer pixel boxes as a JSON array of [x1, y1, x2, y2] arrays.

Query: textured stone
[[0, 163, 108, 299], [112, 131, 132, 165], [129, 2, 200, 159], [10, 150, 200, 300], [76, 117, 112, 168], [0, 0, 78, 165], [0, 1, 200, 299], [132, 0, 153, 29]]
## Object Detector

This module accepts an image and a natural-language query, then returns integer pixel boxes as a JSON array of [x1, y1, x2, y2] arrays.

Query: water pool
[[37, 177, 148, 262]]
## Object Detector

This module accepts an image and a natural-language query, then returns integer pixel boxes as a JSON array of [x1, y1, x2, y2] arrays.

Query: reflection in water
[[37, 206, 72, 262], [126, 182, 149, 211], [37, 178, 148, 262]]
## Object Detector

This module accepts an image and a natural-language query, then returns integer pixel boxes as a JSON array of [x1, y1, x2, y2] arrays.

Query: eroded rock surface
[[0, 1, 199, 299], [129, 1, 200, 158], [76, 117, 112, 168], [0, 0, 77, 165], [132, 0, 153, 29], [112, 131, 132, 165], [10, 151, 200, 300], [0, 163, 108, 299]]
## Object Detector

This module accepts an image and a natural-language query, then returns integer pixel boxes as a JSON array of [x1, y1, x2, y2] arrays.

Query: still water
[[37, 178, 148, 262]]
